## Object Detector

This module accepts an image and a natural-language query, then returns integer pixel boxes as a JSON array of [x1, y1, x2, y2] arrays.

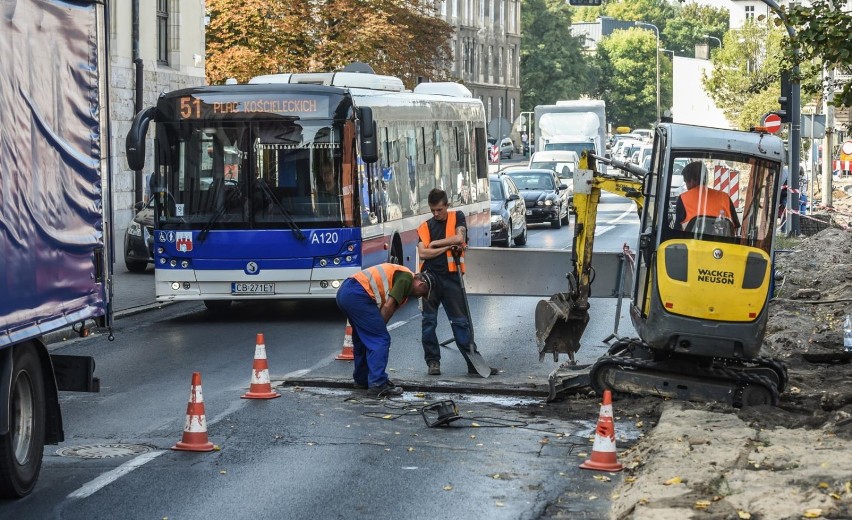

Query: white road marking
[[67, 450, 165, 499]]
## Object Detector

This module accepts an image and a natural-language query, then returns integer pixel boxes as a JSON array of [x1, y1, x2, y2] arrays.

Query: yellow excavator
[[535, 122, 788, 407]]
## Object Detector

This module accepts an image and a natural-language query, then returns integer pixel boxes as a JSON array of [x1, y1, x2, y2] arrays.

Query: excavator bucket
[[535, 292, 590, 362]]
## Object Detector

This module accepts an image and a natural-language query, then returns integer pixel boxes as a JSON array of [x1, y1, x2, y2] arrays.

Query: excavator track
[[589, 340, 787, 407]]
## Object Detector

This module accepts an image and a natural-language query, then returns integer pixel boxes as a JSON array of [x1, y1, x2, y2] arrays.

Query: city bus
[[125, 70, 490, 310]]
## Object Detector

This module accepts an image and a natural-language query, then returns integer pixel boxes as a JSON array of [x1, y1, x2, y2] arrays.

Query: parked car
[[504, 168, 570, 229], [489, 174, 527, 247], [124, 199, 155, 273], [488, 137, 515, 159]]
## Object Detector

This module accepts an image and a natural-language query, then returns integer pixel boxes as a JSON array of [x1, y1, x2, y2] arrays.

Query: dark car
[[504, 168, 570, 229], [124, 199, 155, 273], [489, 174, 527, 247]]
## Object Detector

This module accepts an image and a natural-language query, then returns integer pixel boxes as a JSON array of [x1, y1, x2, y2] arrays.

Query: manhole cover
[[56, 444, 157, 459]]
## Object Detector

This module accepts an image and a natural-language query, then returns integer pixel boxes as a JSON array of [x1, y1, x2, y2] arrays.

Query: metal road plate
[[462, 247, 632, 298]]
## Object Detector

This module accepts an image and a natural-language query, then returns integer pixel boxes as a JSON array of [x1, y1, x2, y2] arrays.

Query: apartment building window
[[466, 0, 473, 24], [500, 0, 505, 28], [744, 5, 755, 20], [440, 0, 446, 16], [480, 0, 485, 24], [157, 0, 169, 64], [452, 0, 458, 19], [509, 46, 515, 84], [484, 0, 490, 19], [481, 44, 486, 81], [494, 46, 500, 83]]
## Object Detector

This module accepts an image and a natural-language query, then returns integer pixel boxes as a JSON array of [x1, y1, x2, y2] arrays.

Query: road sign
[[762, 112, 782, 134], [489, 145, 500, 164], [801, 114, 826, 139]]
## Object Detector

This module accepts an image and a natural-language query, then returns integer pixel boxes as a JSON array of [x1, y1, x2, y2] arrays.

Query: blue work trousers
[[421, 273, 474, 370], [335, 278, 391, 389]]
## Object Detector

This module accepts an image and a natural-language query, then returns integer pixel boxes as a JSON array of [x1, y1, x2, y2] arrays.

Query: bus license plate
[[231, 282, 275, 295]]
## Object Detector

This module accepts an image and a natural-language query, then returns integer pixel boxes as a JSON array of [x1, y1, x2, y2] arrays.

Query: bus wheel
[[0, 346, 46, 498], [204, 300, 231, 312]]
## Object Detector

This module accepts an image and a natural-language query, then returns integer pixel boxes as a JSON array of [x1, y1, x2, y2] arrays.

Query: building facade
[[439, 0, 521, 141], [108, 1, 206, 228]]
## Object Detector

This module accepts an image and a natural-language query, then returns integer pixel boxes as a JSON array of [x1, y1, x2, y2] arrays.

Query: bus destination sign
[[177, 94, 330, 120]]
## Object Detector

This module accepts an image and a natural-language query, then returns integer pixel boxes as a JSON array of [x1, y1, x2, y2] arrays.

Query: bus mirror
[[126, 107, 157, 171], [361, 121, 379, 163], [359, 107, 374, 138]]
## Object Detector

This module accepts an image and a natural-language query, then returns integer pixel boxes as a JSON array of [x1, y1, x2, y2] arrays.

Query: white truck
[[534, 100, 607, 158], [0, 0, 111, 498]]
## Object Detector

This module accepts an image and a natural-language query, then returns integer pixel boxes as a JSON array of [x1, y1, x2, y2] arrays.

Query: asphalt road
[[1, 171, 643, 519]]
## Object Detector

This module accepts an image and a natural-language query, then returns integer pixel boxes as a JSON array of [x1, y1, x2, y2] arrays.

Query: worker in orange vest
[[675, 161, 740, 234], [418, 188, 496, 377], [336, 264, 433, 398]]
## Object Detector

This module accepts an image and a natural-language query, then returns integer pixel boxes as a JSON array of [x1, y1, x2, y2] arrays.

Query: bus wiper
[[198, 188, 241, 242], [256, 179, 306, 241]]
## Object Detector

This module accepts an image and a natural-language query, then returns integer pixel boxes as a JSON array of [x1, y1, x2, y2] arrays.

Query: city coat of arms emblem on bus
[[176, 232, 193, 252]]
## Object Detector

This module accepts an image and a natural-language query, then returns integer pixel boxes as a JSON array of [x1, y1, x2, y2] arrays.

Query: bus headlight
[[333, 258, 341, 265], [320, 280, 329, 288], [181, 260, 189, 268], [319, 258, 328, 267], [331, 280, 341, 288], [171, 282, 180, 290]]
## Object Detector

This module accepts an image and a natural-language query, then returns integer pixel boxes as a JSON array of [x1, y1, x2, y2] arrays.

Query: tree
[[595, 28, 671, 128], [783, 0, 852, 107], [662, 4, 729, 57], [602, 0, 676, 37], [520, 0, 597, 109], [701, 20, 786, 130], [206, 0, 454, 87]]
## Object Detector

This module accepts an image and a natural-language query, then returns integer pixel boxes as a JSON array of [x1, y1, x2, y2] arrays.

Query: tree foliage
[[702, 21, 785, 130], [520, 0, 597, 109], [662, 4, 729, 57], [206, 0, 454, 87], [595, 28, 671, 129], [783, 0, 852, 107]]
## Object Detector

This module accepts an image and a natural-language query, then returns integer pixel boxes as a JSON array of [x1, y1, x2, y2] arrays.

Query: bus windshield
[[155, 119, 353, 230]]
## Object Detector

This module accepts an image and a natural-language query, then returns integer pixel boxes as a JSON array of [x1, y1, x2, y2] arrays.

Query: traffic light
[[568, 0, 602, 5], [778, 70, 792, 123]]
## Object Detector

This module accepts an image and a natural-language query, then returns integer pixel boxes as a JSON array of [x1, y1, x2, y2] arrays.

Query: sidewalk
[[110, 236, 158, 314]]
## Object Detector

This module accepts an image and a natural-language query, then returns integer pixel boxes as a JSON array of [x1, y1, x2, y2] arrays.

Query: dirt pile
[[607, 226, 852, 519]]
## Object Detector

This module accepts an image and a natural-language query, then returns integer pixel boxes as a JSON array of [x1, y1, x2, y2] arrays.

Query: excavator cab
[[631, 125, 785, 361]]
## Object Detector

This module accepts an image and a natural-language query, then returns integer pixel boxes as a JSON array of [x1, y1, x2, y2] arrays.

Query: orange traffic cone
[[242, 333, 281, 399], [335, 321, 354, 361], [172, 372, 216, 452], [580, 390, 623, 472]]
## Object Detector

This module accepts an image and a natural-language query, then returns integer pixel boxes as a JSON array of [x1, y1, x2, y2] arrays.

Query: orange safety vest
[[352, 264, 413, 308], [417, 211, 466, 273], [679, 186, 733, 226]]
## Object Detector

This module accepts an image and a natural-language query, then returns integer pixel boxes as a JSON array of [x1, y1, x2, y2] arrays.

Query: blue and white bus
[[126, 70, 490, 310]]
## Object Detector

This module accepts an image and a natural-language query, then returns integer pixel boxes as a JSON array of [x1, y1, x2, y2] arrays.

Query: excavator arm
[[534, 152, 644, 363]]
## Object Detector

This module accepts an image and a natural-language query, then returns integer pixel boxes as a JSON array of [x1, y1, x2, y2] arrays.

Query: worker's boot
[[427, 361, 441, 376]]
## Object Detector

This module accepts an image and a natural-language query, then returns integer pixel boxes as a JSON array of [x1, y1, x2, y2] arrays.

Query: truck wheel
[[0, 346, 46, 498]]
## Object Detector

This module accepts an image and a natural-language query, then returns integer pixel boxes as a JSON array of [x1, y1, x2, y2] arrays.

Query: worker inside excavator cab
[[674, 161, 740, 238]]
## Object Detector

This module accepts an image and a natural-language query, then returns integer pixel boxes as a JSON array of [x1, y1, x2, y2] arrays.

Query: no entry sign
[[762, 112, 782, 133]]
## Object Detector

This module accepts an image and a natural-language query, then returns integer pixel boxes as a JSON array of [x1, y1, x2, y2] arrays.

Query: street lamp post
[[635, 21, 660, 123], [701, 34, 722, 51]]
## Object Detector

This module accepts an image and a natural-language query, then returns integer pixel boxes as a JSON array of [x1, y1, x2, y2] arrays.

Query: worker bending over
[[336, 264, 433, 398]]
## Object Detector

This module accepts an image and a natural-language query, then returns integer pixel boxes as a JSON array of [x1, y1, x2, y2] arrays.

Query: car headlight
[[128, 222, 142, 237], [490, 214, 504, 224], [544, 200, 553, 206]]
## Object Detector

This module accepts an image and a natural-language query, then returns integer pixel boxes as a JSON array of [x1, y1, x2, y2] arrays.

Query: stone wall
[[110, 57, 204, 230]]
